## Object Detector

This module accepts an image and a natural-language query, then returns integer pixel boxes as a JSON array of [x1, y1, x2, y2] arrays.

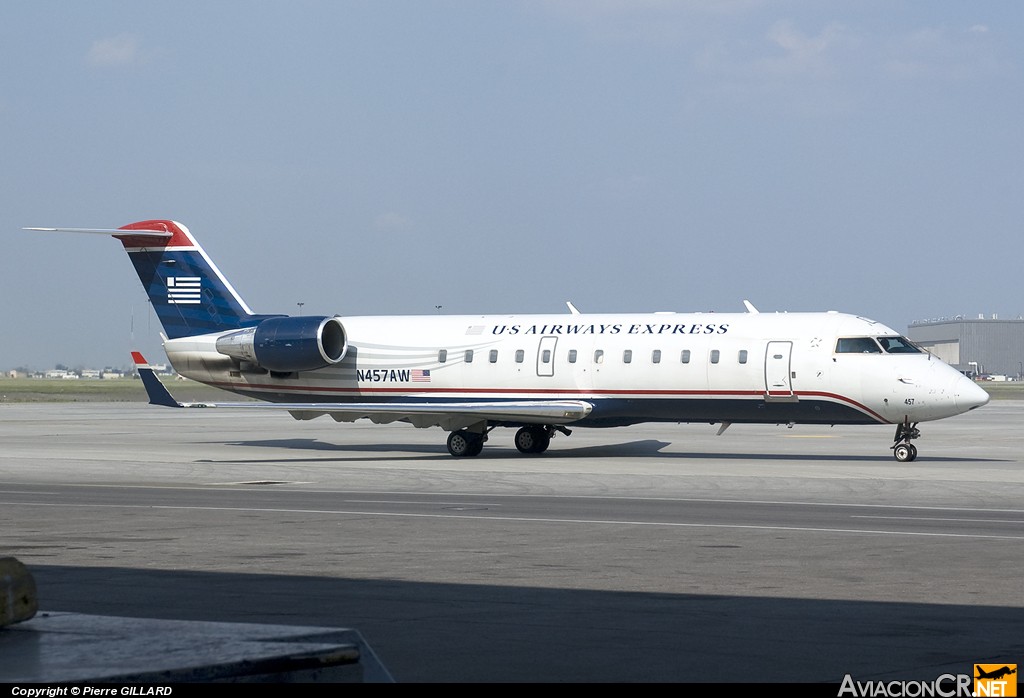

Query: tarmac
[[0, 400, 1021, 682]]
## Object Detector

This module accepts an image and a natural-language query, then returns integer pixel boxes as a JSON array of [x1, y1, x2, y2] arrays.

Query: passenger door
[[764, 341, 795, 400]]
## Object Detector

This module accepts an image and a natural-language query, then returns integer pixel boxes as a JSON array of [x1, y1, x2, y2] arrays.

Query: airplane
[[27, 219, 990, 460], [976, 666, 1016, 681]]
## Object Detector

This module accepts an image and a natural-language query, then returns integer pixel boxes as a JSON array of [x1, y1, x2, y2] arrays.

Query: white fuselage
[[162, 310, 988, 429]]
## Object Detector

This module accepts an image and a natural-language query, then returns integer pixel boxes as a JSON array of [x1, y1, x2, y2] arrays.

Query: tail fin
[[118, 220, 284, 339], [29, 220, 282, 339]]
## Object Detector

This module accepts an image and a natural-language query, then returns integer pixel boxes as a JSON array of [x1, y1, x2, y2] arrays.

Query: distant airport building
[[907, 315, 1024, 379], [43, 370, 79, 380]]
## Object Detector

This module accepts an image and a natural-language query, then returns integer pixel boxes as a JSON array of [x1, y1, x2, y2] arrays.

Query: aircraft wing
[[132, 353, 592, 431], [240, 400, 590, 430]]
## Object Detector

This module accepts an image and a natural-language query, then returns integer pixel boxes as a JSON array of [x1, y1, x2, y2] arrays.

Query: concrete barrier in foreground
[[0, 559, 392, 683]]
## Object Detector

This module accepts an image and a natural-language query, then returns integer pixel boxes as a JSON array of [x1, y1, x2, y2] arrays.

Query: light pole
[[297, 302, 304, 316]]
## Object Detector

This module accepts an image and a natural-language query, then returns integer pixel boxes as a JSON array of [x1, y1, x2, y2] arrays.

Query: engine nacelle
[[215, 316, 347, 373]]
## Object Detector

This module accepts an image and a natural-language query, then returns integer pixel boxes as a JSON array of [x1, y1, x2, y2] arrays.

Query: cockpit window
[[876, 336, 923, 354], [835, 337, 882, 354]]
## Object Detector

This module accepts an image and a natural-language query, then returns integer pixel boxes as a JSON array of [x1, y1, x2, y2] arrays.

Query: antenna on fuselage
[[743, 300, 759, 314], [566, 301, 581, 315]]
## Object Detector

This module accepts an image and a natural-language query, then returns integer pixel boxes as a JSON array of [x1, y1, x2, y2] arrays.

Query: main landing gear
[[891, 418, 921, 462], [445, 424, 570, 457], [446, 430, 485, 458], [514, 425, 551, 454]]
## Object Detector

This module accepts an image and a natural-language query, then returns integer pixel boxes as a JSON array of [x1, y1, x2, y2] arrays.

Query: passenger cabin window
[[594, 350, 605, 364], [877, 336, 923, 354], [623, 350, 632, 364], [681, 350, 691, 364], [515, 349, 525, 363], [835, 337, 882, 354], [541, 349, 551, 364], [489, 349, 498, 363], [710, 350, 720, 364], [438, 349, 447, 363], [465, 349, 474, 363], [738, 350, 748, 364], [568, 349, 577, 363], [652, 349, 661, 364]]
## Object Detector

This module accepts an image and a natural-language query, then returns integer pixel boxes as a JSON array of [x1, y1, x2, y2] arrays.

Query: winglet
[[743, 300, 759, 314], [132, 352, 182, 408]]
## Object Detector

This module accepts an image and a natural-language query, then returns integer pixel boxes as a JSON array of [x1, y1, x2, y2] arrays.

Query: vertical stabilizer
[[115, 220, 281, 339]]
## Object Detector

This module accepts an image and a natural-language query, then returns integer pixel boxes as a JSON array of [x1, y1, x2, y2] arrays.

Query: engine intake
[[215, 316, 347, 372]]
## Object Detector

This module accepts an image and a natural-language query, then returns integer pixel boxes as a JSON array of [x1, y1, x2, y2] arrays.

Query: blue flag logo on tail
[[167, 277, 201, 305]]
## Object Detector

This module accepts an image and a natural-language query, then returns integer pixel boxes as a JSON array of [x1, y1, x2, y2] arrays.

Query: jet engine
[[215, 316, 347, 372]]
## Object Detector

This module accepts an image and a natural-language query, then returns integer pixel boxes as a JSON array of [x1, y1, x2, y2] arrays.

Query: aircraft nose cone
[[954, 375, 990, 412]]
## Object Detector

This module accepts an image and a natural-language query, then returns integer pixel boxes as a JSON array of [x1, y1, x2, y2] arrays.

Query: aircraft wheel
[[893, 443, 915, 463], [514, 427, 538, 453], [447, 430, 482, 458], [515, 426, 550, 454]]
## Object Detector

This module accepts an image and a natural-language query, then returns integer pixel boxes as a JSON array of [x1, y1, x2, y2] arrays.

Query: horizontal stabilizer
[[25, 227, 172, 238]]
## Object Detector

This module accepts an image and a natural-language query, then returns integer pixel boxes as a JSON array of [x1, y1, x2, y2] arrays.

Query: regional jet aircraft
[[27, 220, 989, 459]]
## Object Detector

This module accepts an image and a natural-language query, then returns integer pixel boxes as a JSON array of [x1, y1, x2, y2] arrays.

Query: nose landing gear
[[891, 418, 921, 462]]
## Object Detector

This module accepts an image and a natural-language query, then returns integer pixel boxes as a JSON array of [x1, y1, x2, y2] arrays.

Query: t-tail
[[27, 220, 282, 339], [116, 219, 286, 338]]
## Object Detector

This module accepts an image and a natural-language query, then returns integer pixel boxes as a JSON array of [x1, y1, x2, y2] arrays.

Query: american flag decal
[[411, 369, 431, 382], [167, 276, 201, 304]]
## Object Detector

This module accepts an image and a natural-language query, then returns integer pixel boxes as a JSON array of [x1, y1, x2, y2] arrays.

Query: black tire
[[894, 443, 913, 462], [514, 427, 537, 453], [515, 426, 550, 454], [447, 430, 482, 458], [533, 429, 551, 454]]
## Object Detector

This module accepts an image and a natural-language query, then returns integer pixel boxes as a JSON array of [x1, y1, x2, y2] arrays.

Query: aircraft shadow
[[194, 438, 1000, 464], [28, 564, 1024, 683]]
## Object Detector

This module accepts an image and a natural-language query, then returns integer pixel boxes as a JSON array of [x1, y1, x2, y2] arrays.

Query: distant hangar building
[[907, 315, 1024, 379]]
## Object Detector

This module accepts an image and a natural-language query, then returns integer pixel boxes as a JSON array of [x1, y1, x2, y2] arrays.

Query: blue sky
[[3, 1, 1022, 369]]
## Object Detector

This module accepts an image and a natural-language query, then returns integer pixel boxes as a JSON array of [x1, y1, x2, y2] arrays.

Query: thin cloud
[[884, 24, 1004, 81], [87, 34, 142, 67], [374, 212, 413, 231], [756, 20, 848, 79], [533, 0, 766, 44]]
